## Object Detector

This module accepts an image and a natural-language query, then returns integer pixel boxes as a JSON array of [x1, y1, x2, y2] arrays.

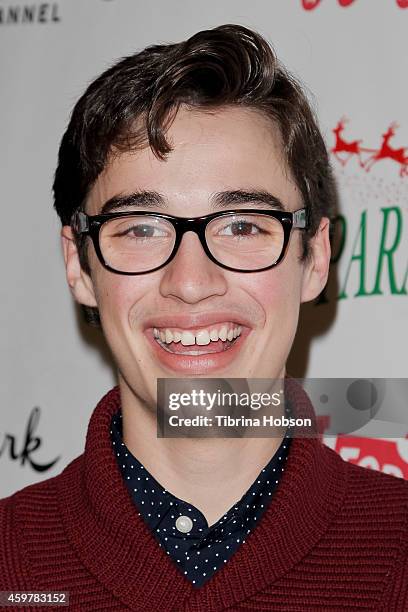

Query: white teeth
[[196, 330, 211, 346], [209, 329, 219, 341], [219, 326, 228, 341], [181, 331, 195, 346], [153, 323, 243, 345]]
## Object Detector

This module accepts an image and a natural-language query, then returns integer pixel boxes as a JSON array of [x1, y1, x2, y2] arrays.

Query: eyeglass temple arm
[[293, 208, 307, 229], [71, 210, 89, 234]]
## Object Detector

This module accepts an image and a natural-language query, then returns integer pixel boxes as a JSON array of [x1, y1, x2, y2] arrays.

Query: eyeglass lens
[[99, 213, 285, 273]]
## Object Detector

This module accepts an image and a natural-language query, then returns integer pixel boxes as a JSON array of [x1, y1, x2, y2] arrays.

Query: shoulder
[[336, 444, 407, 496], [318, 443, 408, 556], [0, 454, 83, 509], [322, 443, 407, 555], [323, 442, 408, 506], [341, 459, 408, 608], [0, 456, 83, 589], [320, 445, 408, 605]]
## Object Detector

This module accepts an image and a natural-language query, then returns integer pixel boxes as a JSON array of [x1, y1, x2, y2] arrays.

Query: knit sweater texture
[[0, 385, 407, 611]]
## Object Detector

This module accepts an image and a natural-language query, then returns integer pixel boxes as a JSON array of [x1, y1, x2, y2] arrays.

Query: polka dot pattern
[[111, 409, 291, 588]]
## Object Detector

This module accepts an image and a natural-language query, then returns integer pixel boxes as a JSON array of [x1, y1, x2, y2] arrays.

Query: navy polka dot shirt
[[111, 411, 291, 588]]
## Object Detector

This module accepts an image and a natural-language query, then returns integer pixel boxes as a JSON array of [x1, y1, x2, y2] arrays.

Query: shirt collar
[[111, 406, 292, 538]]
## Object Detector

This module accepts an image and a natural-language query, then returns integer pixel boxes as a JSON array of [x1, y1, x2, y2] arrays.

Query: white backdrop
[[1, 0, 407, 498]]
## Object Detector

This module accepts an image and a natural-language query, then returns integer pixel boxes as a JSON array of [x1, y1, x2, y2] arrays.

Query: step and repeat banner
[[1, 0, 407, 497]]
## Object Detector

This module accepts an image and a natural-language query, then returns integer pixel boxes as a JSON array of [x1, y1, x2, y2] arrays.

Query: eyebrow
[[211, 190, 285, 211], [100, 191, 166, 214], [99, 189, 285, 214]]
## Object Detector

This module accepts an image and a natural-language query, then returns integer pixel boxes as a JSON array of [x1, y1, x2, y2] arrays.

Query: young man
[[1, 24, 407, 611]]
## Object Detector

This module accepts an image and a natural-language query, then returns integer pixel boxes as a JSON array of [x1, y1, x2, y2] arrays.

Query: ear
[[61, 226, 98, 307], [300, 217, 331, 303]]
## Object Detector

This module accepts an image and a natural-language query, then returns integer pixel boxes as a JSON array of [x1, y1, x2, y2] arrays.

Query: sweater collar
[[57, 383, 347, 612]]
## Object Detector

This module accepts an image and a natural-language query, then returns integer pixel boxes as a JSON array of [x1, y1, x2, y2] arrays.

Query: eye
[[109, 219, 171, 240], [125, 223, 165, 238], [219, 220, 266, 237]]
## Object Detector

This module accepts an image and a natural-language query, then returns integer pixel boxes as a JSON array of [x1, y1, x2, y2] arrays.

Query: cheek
[[243, 261, 303, 329], [92, 269, 148, 330]]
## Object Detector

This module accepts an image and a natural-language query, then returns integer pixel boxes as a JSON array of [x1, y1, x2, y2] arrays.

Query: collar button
[[175, 515, 193, 534]]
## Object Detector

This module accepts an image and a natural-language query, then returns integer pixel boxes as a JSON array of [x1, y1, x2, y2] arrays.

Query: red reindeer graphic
[[331, 118, 366, 167], [302, 0, 356, 9], [364, 123, 408, 177], [302, 0, 408, 9]]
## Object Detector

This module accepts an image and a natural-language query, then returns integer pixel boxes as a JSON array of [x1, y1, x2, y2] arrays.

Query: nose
[[159, 231, 228, 304]]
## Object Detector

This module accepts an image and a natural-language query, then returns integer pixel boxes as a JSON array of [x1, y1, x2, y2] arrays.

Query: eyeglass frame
[[71, 207, 308, 275]]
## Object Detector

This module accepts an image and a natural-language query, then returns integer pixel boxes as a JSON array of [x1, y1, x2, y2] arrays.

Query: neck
[[119, 374, 286, 526]]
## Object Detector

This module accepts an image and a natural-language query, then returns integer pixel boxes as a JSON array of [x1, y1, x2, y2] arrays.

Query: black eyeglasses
[[71, 208, 308, 275]]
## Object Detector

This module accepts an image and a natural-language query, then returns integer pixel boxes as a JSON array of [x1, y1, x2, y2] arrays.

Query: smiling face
[[62, 106, 330, 407]]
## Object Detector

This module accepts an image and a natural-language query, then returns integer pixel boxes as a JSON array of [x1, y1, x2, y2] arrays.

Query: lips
[[153, 323, 242, 349], [143, 312, 251, 374], [153, 323, 242, 356]]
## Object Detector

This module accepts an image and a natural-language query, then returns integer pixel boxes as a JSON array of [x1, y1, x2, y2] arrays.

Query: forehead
[[86, 106, 301, 214]]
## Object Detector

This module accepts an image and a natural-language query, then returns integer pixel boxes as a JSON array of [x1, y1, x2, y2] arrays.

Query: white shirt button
[[175, 515, 193, 533]]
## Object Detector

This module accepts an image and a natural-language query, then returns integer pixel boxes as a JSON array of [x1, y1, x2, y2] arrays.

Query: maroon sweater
[[1, 386, 407, 611]]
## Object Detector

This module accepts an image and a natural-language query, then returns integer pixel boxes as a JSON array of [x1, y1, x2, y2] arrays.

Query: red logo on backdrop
[[331, 435, 408, 479], [331, 118, 408, 176], [302, 0, 408, 9]]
